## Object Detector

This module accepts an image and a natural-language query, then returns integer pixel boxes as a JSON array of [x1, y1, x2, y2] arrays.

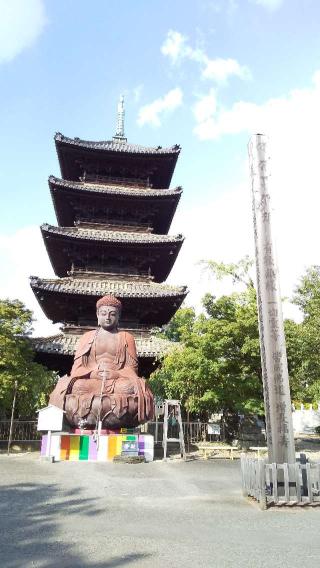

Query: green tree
[[199, 255, 254, 287], [0, 299, 57, 418], [151, 257, 304, 422], [161, 307, 196, 343], [151, 259, 264, 419], [291, 266, 320, 402]]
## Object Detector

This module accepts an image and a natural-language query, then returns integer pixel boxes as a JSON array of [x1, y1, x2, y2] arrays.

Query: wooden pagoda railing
[[80, 173, 151, 188]]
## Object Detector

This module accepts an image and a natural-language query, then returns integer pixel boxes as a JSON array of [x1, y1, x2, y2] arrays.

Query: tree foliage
[[291, 266, 320, 401], [151, 260, 264, 418], [199, 255, 254, 287], [161, 307, 196, 343], [151, 258, 315, 418], [0, 299, 57, 418]]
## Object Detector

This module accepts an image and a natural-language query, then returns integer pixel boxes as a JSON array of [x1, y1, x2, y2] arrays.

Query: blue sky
[[1, 0, 320, 334]]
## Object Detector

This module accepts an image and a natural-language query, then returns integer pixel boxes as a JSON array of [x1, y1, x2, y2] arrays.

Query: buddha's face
[[97, 305, 120, 331]]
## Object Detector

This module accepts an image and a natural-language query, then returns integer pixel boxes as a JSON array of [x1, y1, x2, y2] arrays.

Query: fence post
[[300, 453, 308, 496], [283, 463, 290, 502], [7, 380, 18, 456], [240, 454, 248, 497], [306, 463, 313, 504], [271, 463, 278, 503], [258, 459, 267, 509], [155, 414, 159, 443]]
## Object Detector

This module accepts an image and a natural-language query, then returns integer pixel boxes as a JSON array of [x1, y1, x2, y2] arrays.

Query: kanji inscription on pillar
[[248, 134, 295, 464]]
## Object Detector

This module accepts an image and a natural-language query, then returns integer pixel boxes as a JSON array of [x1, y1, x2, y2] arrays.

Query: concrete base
[[113, 455, 145, 464], [40, 432, 154, 462]]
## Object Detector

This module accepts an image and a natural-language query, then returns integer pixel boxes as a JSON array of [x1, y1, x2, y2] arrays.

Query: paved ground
[[1, 454, 320, 568]]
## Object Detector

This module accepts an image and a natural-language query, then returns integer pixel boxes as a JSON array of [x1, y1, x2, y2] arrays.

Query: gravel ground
[[1, 453, 320, 568]]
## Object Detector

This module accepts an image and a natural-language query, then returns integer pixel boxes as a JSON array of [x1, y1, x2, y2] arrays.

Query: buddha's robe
[[49, 329, 154, 427]]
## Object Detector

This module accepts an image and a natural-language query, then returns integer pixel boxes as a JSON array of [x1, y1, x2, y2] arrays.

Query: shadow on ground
[[0, 482, 151, 567]]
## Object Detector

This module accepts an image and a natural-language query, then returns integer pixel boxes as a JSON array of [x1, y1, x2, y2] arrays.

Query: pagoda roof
[[55, 132, 180, 156], [33, 333, 172, 359], [30, 276, 187, 298], [49, 175, 182, 198], [49, 176, 182, 234], [30, 276, 187, 327], [41, 224, 184, 281], [55, 133, 180, 188], [41, 223, 183, 244]]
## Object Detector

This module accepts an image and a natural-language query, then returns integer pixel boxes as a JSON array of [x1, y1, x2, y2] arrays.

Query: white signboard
[[208, 423, 220, 435], [155, 404, 164, 417], [37, 405, 64, 432]]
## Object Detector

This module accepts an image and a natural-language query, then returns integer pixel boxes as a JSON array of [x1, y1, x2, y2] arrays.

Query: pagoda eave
[[49, 176, 182, 234], [30, 275, 187, 298], [41, 224, 183, 281], [41, 224, 183, 244], [30, 276, 187, 327], [33, 333, 173, 358], [32, 333, 173, 377], [55, 133, 180, 189], [49, 176, 183, 198]]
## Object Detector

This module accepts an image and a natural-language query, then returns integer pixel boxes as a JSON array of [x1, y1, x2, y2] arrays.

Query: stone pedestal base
[[40, 431, 154, 462]]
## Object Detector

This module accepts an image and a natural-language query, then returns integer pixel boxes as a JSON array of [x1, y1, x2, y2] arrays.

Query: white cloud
[[161, 30, 207, 66], [133, 84, 143, 103], [137, 88, 183, 127], [251, 0, 284, 11], [193, 89, 217, 122], [161, 29, 250, 84], [170, 70, 320, 322], [168, 178, 303, 323], [202, 57, 250, 82], [0, 226, 60, 336], [193, 71, 320, 141], [168, 183, 254, 310], [161, 30, 187, 63], [0, 0, 47, 64], [204, 0, 239, 17]]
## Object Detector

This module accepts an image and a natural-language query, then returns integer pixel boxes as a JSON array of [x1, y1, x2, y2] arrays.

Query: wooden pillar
[[248, 134, 295, 465]]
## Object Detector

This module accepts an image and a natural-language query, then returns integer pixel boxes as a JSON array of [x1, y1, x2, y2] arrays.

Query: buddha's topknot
[[96, 295, 122, 310]]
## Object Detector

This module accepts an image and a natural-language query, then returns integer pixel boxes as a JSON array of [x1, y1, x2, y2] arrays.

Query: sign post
[[248, 134, 295, 464]]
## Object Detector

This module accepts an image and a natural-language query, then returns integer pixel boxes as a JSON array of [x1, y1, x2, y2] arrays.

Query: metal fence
[[0, 421, 40, 442], [0, 420, 209, 444], [139, 421, 209, 443], [241, 454, 320, 508]]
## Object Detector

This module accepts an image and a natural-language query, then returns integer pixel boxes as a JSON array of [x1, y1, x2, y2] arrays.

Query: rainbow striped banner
[[41, 433, 154, 462]]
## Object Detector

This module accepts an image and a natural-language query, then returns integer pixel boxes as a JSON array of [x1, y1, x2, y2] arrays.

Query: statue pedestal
[[40, 431, 154, 462]]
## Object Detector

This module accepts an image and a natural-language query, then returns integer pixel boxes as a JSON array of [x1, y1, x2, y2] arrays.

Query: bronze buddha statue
[[49, 295, 154, 429]]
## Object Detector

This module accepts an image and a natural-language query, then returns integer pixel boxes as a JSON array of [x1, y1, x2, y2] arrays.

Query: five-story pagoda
[[31, 98, 187, 377]]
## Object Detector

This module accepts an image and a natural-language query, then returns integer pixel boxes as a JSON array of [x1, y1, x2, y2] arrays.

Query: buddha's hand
[[90, 368, 120, 381], [114, 378, 135, 395], [105, 370, 120, 381], [90, 368, 109, 380]]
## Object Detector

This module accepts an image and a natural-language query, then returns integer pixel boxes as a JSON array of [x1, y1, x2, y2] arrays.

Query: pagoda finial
[[113, 94, 127, 142]]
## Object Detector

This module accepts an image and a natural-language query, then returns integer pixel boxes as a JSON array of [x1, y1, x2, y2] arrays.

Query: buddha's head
[[96, 295, 122, 331]]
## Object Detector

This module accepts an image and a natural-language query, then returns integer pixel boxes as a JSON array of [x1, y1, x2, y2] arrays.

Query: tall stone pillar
[[248, 134, 295, 464]]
